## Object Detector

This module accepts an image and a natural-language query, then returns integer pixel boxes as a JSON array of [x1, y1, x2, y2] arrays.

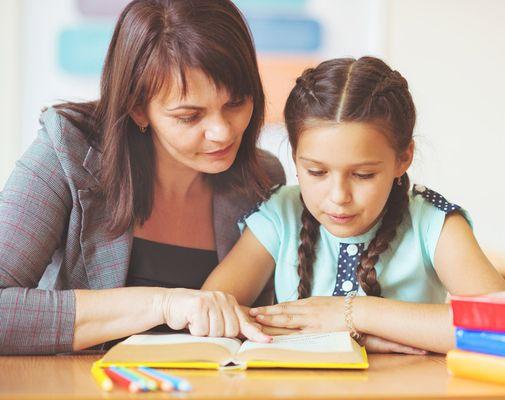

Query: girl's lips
[[327, 213, 356, 224], [204, 143, 234, 157]]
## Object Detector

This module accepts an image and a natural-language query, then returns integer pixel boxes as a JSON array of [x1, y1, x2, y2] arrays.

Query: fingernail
[[257, 315, 264, 320], [249, 309, 258, 315]]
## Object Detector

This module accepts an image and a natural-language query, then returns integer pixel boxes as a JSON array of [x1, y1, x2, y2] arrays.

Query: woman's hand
[[250, 296, 347, 332], [160, 288, 272, 343]]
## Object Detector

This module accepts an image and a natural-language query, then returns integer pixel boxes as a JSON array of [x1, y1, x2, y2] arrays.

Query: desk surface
[[1, 354, 505, 400]]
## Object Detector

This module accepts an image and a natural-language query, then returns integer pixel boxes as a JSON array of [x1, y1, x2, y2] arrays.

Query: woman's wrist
[[154, 287, 176, 326]]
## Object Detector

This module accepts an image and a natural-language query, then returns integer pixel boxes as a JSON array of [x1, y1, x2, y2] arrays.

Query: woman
[[0, 0, 284, 355]]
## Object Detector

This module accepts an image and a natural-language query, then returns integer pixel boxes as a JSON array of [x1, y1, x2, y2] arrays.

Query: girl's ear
[[396, 140, 415, 177], [129, 106, 149, 128]]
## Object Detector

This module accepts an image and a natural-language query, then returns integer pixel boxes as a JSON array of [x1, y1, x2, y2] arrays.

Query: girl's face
[[133, 68, 254, 175], [295, 121, 413, 238]]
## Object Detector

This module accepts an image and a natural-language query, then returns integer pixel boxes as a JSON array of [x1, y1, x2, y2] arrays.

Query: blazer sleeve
[[0, 113, 76, 355]]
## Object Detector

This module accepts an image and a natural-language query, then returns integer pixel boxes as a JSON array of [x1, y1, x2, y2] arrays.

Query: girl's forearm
[[73, 287, 167, 351], [353, 296, 455, 354]]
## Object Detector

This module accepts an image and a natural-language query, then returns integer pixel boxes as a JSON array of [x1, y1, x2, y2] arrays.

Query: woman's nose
[[204, 114, 232, 142]]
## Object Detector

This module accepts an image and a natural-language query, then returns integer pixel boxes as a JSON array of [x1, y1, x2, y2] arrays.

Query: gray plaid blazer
[[0, 107, 285, 355]]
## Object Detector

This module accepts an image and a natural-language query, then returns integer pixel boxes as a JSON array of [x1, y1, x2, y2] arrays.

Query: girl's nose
[[329, 178, 352, 205]]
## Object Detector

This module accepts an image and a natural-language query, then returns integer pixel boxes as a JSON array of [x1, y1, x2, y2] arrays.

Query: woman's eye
[[308, 170, 326, 177], [354, 173, 375, 179], [226, 98, 246, 108], [176, 114, 201, 124]]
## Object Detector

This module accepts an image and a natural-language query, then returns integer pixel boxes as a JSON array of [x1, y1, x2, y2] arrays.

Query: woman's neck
[[154, 154, 209, 202]]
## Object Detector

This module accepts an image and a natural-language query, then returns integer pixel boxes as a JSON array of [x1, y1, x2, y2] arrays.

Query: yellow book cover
[[447, 349, 505, 385], [96, 332, 368, 370]]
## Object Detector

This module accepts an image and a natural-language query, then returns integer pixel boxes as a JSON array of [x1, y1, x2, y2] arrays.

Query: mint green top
[[240, 185, 470, 304]]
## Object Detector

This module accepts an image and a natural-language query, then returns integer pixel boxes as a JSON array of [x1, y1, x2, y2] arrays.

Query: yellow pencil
[[91, 363, 114, 392]]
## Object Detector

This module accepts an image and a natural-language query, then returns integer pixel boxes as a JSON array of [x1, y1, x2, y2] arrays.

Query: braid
[[296, 195, 321, 299], [295, 68, 319, 102], [356, 173, 410, 296], [371, 70, 408, 99]]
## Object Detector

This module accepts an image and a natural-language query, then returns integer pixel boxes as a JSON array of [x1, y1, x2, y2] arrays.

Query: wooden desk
[[1, 354, 505, 399]]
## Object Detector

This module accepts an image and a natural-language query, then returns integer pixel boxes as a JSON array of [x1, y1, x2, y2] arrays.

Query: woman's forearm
[[354, 296, 454, 353], [73, 287, 166, 351]]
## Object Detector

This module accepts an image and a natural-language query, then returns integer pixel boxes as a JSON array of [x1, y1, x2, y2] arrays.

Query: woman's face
[[135, 68, 254, 174]]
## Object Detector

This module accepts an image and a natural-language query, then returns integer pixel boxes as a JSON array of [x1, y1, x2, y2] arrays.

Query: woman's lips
[[204, 143, 234, 158]]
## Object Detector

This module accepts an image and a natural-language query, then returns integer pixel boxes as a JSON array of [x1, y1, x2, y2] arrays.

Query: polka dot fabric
[[332, 242, 364, 296], [412, 184, 461, 214]]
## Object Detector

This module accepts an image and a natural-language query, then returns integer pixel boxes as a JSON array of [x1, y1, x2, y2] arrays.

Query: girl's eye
[[308, 169, 326, 177], [354, 173, 375, 179], [176, 114, 201, 124]]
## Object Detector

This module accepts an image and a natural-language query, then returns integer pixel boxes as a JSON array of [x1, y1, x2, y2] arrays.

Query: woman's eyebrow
[[165, 104, 204, 112]]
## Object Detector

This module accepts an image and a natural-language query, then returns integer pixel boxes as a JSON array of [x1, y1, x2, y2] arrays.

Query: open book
[[97, 332, 368, 370]]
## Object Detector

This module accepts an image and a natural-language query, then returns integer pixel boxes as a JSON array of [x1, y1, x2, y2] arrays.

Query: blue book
[[456, 328, 505, 357]]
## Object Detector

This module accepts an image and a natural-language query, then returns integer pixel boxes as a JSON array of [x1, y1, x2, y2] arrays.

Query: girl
[[203, 56, 505, 353]]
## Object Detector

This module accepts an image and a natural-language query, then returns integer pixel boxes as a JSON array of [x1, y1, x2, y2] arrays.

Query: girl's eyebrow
[[299, 157, 383, 167], [350, 161, 384, 167]]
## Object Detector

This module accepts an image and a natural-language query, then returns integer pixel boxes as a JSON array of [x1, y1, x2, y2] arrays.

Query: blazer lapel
[[79, 146, 132, 289], [213, 188, 254, 262]]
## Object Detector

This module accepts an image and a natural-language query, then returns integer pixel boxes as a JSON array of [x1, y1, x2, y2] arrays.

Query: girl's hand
[[250, 297, 427, 354], [239, 305, 300, 337], [362, 335, 427, 355], [160, 289, 272, 343], [250, 296, 347, 332]]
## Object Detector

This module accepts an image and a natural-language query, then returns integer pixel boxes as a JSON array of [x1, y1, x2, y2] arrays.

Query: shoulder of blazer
[[257, 148, 286, 187], [39, 106, 101, 190]]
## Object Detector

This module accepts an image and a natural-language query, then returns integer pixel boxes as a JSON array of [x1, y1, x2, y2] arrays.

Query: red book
[[451, 293, 505, 332]]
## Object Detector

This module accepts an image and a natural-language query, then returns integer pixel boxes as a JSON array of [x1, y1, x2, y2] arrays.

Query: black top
[[126, 237, 219, 289], [126, 237, 219, 333]]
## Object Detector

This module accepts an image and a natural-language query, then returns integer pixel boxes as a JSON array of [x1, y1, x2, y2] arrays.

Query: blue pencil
[[138, 366, 192, 392], [110, 366, 149, 392]]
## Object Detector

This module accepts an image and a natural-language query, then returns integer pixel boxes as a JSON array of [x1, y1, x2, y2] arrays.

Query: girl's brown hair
[[55, 0, 271, 237], [284, 57, 416, 298]]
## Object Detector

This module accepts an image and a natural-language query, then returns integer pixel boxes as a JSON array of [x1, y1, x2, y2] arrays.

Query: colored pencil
[[121, 367, 158, 391], [138, 366, 192, 392], [104, 368, 141, 393], [134, 368, 174, 392], [90, 365, 113, 392], [112, 366, 151, 391]]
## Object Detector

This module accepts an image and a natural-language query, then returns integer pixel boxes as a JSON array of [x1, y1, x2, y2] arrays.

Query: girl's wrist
[[351, 294, 371, 334]]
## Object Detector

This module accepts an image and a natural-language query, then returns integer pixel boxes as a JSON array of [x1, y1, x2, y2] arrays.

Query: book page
[[238, 332, 353, 354], [122, 333, 242, 355]]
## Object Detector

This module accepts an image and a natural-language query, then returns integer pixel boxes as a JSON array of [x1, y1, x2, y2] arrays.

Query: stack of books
[[447, 293, 505, 385]]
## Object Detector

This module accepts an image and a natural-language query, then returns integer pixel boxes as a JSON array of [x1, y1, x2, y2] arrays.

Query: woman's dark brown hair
[[55, 0, 271, 237], [284, 57, 416, 298]]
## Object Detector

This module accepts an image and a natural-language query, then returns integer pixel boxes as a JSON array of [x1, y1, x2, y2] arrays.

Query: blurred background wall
[[1, 0, 504, 258]]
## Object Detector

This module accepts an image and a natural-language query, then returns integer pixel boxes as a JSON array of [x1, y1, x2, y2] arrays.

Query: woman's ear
[[396, 140, 415, 176], [129, 106, 149, 128]]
